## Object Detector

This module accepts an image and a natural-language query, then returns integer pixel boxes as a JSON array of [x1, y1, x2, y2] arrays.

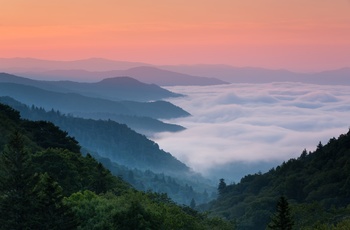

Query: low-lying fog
[[154, 82, 350, 182]]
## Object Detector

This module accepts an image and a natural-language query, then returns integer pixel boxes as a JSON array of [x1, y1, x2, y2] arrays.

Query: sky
[[155, 83, 350, 181], [1, 0, 350, 71]]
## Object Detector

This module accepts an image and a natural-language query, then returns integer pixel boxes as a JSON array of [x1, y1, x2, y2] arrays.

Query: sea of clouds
[[154, 82, 350, 182]]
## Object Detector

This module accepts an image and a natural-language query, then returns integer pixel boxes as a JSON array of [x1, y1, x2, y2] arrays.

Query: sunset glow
[[1, 0, 350, 71]]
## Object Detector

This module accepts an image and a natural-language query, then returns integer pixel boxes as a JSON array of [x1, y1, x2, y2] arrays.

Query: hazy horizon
[[1, 57, 349, 74]]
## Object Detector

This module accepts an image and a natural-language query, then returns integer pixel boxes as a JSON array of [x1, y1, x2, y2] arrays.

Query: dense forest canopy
[[0, 96, 189, 173], [0, 96, 216, 205], [0, 102, 233, 229]]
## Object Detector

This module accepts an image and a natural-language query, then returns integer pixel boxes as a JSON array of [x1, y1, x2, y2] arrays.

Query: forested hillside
[[202, 129, 350, 229], [90, 154, 216, 205], [0, 96, 188, 174], [0, 97, 215, 205], [0, 103, 233, 229]]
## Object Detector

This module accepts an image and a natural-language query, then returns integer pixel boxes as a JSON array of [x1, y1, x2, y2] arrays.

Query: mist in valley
[[155, 82, 350, 182]]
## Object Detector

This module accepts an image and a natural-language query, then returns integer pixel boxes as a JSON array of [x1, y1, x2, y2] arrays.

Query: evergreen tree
[[113, 199, 162, 229], [190, 198, 196, 209], [33, 173, 77, 229], [218, 178, 227, 196], [91, 162, 111, 194], [268, 196, 294, 230], [0, 131, 37, 229]]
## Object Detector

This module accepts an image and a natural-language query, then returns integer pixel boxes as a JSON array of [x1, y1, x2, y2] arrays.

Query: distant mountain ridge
[[94, 66, 229, 86], [0, 72, 189, 135], [13, 66, 228, 86], [161, 64, 350, 85], [0, 72, 182, 102], [2, 57, 350, 85], [0, 82, 190, 119], [48, 76, 183, 101], [0, 58, 228, 86]]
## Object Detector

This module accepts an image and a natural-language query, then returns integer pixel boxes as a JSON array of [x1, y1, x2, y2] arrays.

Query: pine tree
[[268, 196, 294, 230], [33, 173, 77, 229], [218, 178, 227, 196], [0, 131, 38, 229], [190, 198, 196, 209]]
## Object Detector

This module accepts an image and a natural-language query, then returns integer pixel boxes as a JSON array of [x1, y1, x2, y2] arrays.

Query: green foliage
[[267, 196, 293, 230], [204, 129, 350, 230], [33, 172, 78, 229], [3, 98, 189, 173], [1, 98, 215, 205], [0, 103, 22, 148], [218, 178, 227, 196], [32, 148, 129, 196], [22, 120, 80, 153], [102, 160, 215, 205], [0, 131, 38, 229], [64, 190, 234, 230], [0, 102, 232, 229]]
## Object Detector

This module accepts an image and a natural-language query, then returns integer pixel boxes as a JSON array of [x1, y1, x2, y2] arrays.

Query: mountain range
[[0, 72, 189, 135], [0, 72, 182, 102], [1, 57, 350, 229], [0, 82, 189, 119], [0, 58, 228, 86], [1, 57, 350, 86]]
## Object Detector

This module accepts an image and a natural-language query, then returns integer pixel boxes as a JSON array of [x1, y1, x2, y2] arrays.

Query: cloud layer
[[154, 83, 350, 180]]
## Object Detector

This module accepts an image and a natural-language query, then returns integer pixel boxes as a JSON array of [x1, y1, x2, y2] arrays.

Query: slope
[[0, 97, 190, 174], [0, 102, 130, 196], [203, 129, 350, 229], [0, 82, 190, 119], [0, 102, 233, 229], [1, 97, 215, 205]]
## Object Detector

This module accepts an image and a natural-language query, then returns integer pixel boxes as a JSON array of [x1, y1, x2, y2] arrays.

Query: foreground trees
[[0, 132, 37, 229], [0, 132, 77, 229], [268, 196, 293, 230]]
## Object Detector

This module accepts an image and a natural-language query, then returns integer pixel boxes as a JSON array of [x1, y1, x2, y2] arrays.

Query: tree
[[33, 173, 77, 229], [268, 196, 294, 230], [190, 198, 196, 209], [113, 199, 162, 230], [91, 162, 112, 194], [218, 178, 227, 196], [0, 131, 38, 229]]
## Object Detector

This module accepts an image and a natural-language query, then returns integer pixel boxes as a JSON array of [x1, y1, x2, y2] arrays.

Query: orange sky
[[1, 0, 350, 71]]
